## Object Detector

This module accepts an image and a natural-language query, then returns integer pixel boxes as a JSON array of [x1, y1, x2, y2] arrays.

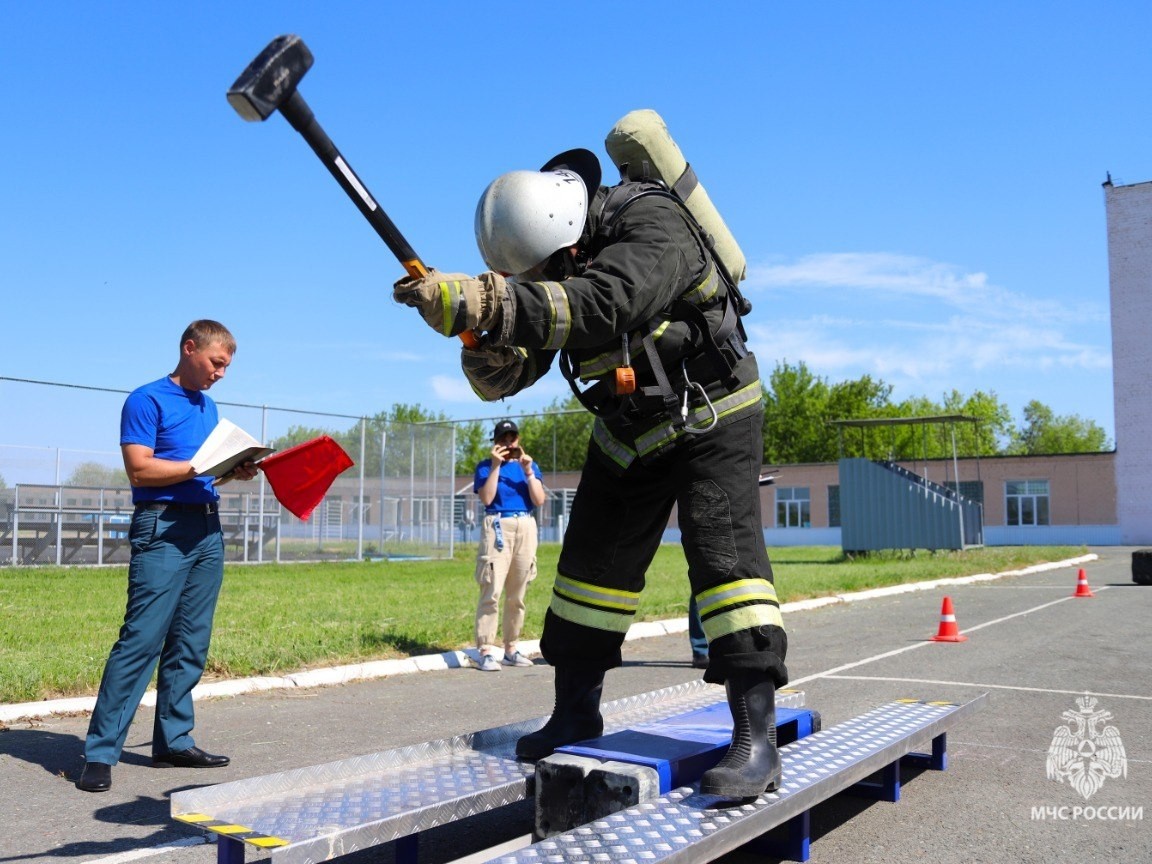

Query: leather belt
[[136, 502, 219, 514], [494, 511, 531, 518]]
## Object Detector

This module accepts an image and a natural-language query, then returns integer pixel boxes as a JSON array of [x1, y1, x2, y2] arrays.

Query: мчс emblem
[[1046, 695, 1127, 800]]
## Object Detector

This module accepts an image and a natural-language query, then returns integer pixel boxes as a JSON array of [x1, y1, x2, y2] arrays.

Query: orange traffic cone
[[1072, 568, 1095, 598], [931, 596, 968, 642]]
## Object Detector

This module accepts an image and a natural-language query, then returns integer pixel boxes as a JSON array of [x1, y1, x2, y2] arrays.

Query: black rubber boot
[[515, 666, 606, 760], [699, 671, 782, 798]]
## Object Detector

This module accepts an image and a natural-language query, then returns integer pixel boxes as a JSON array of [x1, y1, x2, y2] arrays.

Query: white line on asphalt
[[952, 586, 1109, 635], [822, 675, 1152, 702], [85, 837, 207, 864], [788, 587, 1109, 687]]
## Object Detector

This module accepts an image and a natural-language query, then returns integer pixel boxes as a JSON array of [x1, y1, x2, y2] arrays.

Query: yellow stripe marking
[[248, 837, 291, 848], [173, 814, 288, 848], [175, 813, 213, 823]]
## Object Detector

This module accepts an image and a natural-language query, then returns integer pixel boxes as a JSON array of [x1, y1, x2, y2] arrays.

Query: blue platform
[[556, 702, 820, 794]]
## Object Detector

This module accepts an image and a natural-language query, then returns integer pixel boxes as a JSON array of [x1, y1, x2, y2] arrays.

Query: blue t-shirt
[[473, 458, 541, 515], [121, 376, 219, 504]]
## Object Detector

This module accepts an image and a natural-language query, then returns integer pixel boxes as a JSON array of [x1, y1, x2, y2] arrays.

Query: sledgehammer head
[[228, 35, 314, 122]]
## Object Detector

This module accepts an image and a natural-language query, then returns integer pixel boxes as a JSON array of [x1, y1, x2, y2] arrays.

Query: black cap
[[493, 419, 519, 440], [541, 148, 602, 199]]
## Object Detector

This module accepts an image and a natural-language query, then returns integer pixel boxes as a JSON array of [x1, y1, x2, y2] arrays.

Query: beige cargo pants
[[474, 513, 538, 654]]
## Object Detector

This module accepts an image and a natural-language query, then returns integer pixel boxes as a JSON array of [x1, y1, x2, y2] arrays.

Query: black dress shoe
[[77, 761, 112, 792], [152, 746, 230, 768]]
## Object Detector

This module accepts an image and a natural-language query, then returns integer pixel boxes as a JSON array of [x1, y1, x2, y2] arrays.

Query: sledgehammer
[[227, 35, 480, 348]]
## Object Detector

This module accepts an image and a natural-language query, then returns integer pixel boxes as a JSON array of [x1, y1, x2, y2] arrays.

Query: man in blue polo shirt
[[472, 419, 546, 671], [77, 320, 257, 793]]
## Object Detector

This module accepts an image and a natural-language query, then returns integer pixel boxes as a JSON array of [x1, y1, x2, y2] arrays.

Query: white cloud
[[429, 368, 573, 410], [741, 252, 1111, 415], [431, 375, 479, 402], [747, 252, 1106, 326]]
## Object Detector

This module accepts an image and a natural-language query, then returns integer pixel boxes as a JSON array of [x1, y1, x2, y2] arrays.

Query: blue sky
[[3, 1, 1147, 453]]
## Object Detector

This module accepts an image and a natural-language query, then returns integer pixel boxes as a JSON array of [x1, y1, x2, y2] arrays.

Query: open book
[[190, 418, 275, 482]]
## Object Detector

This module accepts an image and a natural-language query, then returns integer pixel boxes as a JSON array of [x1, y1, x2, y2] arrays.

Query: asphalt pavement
[[1, 547, 1149, 864]]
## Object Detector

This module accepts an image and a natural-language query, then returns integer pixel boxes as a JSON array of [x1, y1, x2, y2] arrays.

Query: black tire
[[1132, 549, 1152, 585]]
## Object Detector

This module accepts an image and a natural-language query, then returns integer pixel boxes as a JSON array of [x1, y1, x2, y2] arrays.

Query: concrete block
[[534, 754, 601, 839], [584, 760, 661, 823]]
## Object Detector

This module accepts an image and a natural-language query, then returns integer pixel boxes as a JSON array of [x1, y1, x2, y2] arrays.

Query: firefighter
[[393, 148, 787, 798]]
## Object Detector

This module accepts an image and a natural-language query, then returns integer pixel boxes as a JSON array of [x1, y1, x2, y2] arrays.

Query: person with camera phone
[[471, 420, 545, 671]]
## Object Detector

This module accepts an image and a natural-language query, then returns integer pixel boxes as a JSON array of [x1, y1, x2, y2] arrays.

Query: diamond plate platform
[[171, 680, 805, 864], [486, 695, 987, 864]]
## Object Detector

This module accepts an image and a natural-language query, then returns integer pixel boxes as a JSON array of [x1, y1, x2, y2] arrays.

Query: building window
[[1006, 480, 1049, 526], [827, 485, 840, 528], [412, 497, 434, 523], [776, 487, 810, 528]]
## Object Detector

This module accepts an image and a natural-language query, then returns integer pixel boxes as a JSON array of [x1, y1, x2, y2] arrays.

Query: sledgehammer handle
[[279, 91, 480, 348], [280, 91, 423, 275]]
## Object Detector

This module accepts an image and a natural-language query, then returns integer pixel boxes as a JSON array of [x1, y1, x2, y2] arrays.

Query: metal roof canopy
[[828, 413, 978, 429], [829, 414, 982, 489]]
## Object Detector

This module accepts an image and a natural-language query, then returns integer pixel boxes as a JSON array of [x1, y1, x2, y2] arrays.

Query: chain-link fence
[[0, 378, 470, 565]]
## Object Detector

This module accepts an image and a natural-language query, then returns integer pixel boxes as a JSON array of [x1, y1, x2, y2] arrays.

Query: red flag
[[259, 436, 354, 521]]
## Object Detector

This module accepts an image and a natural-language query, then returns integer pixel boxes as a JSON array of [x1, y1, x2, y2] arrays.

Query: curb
[[0, 554, 1096, 724]]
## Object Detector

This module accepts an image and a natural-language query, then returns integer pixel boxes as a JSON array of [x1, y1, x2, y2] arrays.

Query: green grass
[[0, 544, 1085, 704]]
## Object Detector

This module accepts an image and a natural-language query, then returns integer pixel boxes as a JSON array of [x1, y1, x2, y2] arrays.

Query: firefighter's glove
[[462, 344, 528, 402], [392, 270, 507, 338]]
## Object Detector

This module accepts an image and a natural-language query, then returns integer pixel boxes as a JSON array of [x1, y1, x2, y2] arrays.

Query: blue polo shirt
[[473, 458, 541, 515], [121, 376, 219, 504]]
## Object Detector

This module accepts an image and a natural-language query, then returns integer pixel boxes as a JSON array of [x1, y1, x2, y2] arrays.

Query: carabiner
[[680, 360, 718, 435]]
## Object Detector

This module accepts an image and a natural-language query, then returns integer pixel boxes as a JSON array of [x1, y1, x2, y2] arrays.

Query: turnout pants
[[541, 412, 787, 685]]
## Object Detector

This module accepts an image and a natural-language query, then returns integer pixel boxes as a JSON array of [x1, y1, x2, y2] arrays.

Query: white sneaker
[[502, 651, 533, 667], [477, 653, 501, 672]]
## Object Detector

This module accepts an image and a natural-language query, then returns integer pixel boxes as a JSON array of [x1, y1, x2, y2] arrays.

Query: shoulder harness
[[559, 173, 753, 432]]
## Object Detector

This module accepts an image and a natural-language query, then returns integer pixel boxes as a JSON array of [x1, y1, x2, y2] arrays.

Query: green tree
[[762, 360, 832, 464], [880, 390, 1013, 460], [66, 462, 129, 487], [455, 420, 488, 474], [454, 397, 593, 477], [517, 396, 595, 473], [942, 389, 1014, 455], [1008, 401, 1111, 454], [368, 403, 455, 479], [270, 424, 338, 452], [763, 361, 1022, 464], [825, 375, 895, 459], [266, 404, 461, 481], [764, 362, 907, 463]]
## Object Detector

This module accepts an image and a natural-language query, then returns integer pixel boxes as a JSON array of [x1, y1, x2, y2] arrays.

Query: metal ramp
[[171, 681, 807, 864], [488, 694, 987, 864]]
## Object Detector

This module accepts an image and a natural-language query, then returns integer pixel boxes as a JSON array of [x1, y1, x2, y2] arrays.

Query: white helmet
[[475, 149, 601, 277]]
